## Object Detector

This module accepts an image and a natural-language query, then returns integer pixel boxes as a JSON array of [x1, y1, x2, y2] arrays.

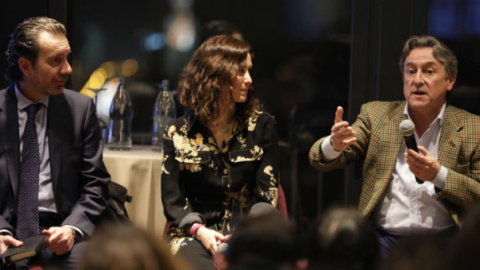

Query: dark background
[[1, 0, 479, 229]]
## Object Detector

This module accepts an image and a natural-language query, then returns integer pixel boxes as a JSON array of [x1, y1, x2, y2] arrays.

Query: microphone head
[[217, 242, 229, 254], [399, 119, 415, 137]]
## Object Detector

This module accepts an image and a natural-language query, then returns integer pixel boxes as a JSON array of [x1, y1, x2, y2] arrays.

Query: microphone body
[[403, 134, 418, 153], [399, 119, 424, 184]]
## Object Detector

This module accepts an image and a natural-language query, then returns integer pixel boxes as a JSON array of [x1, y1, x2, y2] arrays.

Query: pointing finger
[[334, 106, 344, 124]]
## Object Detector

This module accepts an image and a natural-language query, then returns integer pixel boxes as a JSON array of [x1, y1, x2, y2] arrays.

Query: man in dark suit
[[309, 35, 480, 256], [0, 17, 110, 269]]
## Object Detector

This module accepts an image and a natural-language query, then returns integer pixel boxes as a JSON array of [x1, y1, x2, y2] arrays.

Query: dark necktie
[[16, 103, 42, 240]]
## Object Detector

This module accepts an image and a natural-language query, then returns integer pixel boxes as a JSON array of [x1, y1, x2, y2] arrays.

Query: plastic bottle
[[107, 78, 133, 150], [152, 80, 176, 152]]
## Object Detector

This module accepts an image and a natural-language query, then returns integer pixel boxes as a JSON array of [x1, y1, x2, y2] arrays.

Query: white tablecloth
[[103, 145, 165, 237]]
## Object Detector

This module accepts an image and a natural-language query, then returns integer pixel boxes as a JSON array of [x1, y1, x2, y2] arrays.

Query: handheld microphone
[[399, 119, 424, 184]]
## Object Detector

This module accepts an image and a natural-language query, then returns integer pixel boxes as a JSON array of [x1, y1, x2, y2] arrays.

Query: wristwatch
[[72, 229, 81, 243]]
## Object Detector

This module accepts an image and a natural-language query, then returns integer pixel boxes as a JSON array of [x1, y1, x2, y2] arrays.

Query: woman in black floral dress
[[161, 35, 280, 269]]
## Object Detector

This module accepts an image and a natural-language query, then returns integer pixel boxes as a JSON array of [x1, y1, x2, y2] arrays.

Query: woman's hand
[[195, 226, 227, 255]]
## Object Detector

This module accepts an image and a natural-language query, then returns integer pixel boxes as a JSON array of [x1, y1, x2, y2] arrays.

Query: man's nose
[[413, 71, 424, 84], [61, 60, 72, 75]]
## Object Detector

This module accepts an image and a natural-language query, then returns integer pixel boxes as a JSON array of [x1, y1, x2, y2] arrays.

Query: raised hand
[[330, 106, 357, 151]]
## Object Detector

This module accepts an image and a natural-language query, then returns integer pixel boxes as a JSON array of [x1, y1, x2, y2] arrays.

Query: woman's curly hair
[[178, 35, 260, 125]]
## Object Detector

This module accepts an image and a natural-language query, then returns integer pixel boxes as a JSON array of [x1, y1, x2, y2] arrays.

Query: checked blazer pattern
[[309, 101, 480, 225]]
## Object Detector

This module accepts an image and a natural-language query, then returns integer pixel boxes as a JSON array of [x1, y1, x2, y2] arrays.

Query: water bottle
[[152, 80, 176, 152], [107, 78, 133, 150]]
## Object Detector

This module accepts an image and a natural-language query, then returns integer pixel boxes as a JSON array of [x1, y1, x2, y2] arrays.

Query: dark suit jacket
[[309, 101, 480, 225], [0, 84, 110, 238]]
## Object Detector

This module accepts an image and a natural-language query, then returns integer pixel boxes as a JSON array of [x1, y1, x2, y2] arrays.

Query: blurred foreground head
[[306, 206, 378, 270], [202, 20, 244, 42], [76, 223, 188, 270], [225, 212, 300, 270], [447, 201, 480, 270]]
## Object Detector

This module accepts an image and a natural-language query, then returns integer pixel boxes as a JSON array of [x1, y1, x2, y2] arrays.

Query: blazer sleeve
[[438, 113, 480, 213], [309, 103, 372, 171], [61, 97, 110, 237]]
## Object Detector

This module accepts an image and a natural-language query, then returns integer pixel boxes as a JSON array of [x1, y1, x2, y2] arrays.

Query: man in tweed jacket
[[309, 35, 480, 255]]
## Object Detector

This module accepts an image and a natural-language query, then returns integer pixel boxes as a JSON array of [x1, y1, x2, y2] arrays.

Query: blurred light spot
[[101, 61, 116, 78], [88, 68, 107, 89], [80, 87, 95, 98], [144, 33, 166, 51], [121, 59, 138, 77], [175, 31, 195, 52], [166, 12, 196, 52]]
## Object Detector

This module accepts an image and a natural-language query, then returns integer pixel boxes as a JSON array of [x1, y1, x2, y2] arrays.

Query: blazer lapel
[[384, 103, 406, 176], [1, 85, 21, 197], [438, 106, 462, 167], [47, 94, 68, 191], [359, 101, 406, 215]]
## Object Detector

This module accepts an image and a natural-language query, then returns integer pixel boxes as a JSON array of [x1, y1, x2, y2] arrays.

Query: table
[[103, 145, 166, 238]]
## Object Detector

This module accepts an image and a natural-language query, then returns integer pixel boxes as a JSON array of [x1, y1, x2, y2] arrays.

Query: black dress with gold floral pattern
[[161, 110, 279, 255]]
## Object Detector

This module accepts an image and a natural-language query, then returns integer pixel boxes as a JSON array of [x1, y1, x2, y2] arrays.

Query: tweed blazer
[[309, 101, 480, 225]]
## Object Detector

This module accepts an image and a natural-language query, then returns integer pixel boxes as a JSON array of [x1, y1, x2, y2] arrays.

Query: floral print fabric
[[161, 110, 280, 249]]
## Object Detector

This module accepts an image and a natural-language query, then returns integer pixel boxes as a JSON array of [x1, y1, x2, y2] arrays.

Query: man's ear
[[18, 57, 32, 76], [446, 76, 456, 91]]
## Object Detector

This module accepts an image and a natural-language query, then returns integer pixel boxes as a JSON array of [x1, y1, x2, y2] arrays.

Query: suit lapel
[[359, 102, 406, 215], [47, 94, 67, 192], [384, 103, 406, 177], [1, 85, 21, 197], [438, 106, 462, 167]]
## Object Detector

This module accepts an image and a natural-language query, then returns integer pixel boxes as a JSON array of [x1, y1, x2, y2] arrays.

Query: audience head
[[380, 234, 450, 270], [249, 201, 278, 217], [306, 206, 378, 270], [6, 16, 67, 83], [224, 212, 300, 270], [76, 223, 187, 270], [448, 201, 480, 270], [178, 35, 259, 124], [398, 35, 457, 79], [202, 20, 244, 42]]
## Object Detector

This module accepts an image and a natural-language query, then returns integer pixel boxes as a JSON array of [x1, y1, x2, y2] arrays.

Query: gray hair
[[398, 35, 457, 79]]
